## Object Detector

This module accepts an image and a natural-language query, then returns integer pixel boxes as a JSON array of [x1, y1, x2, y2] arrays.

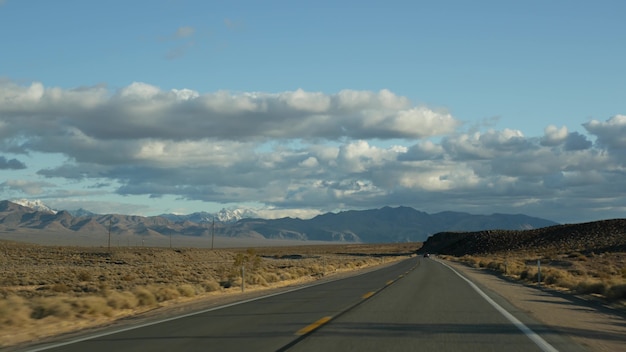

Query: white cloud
[[2, 79, 626, 223], [584, 114, 626, 150], [118, 82, 162, 100], [541, 125, 568, 146], [175, 26, 195, 38], [1, 180, 55, 195]]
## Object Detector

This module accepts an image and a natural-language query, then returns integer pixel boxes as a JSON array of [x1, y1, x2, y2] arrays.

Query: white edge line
[[437, 260, 559, 352], [25, 269, 375, 352]]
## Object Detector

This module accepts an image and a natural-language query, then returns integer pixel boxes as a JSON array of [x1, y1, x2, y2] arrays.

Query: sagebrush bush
[[30, 297, 73, 319], [201, 280, 221, 292], [132, 287, 157, 306], [575, 280, 608, 295], [150, 285, 180, 302], [177, 284, 197, 297], [105, 291, 138, 309], [0, 296, 31, 326], [606, 284, 626, 300], [50, 283, 72, 293], [261, 272, 280, 284], [520, 268, 538, 282], [246, 273, 268, 286], [71, 296, 112, 317], [486, 261, 506, 273], [76, 270, 93, 282]]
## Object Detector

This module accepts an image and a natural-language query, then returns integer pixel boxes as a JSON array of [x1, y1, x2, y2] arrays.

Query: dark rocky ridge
[[421, 219, 626, 256]]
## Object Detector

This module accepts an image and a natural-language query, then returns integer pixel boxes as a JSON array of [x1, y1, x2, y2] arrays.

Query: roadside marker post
[[241, 265, 245, 292], [537, 260, 541, 286]]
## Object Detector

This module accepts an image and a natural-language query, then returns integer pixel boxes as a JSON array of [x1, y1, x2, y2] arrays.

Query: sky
[[1, 0, 625, 223]]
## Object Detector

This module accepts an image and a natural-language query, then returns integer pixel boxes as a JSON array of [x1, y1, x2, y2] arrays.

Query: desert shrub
[[543, 268, 566, 285], [504, 261, 525, 276], [177, 284, 197, 297], [606, 284, 626, 300], [262, 272, 280, 283], [575, 280, 608, 295], [71, 296, 112, 317], [520, 267, 539, 282], [132, 287, 157, 306], [0, 296, 31, 326], [568, 267, 587, 276], [105, 291, 138, 309], [576, 254, 589, 261], [121, 273, 136, 282], [309, 264, 323, 273], [201, 280, 221, 292], [592, 270, 612, 280], [486, 261, 505, 273], [233, 249, 261, 274], [278, 272, 292, 281], [50, 283, 72, 293], [246, 273, 268, 286], [150, 285, 180, 302], [543, 269, 578, 289], [76, 270, 93, 282], [30, 297, 73, 319], [288, 267, 308, 278]]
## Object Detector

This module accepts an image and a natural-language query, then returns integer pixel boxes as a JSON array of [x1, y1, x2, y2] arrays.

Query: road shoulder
[[441, 258, 626, 352]]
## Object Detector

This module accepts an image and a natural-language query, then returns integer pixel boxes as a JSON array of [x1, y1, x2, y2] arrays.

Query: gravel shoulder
[[443, 258, 626, 352]]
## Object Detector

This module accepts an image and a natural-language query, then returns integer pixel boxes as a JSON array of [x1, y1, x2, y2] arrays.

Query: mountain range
[[0, 200, 558, 245]]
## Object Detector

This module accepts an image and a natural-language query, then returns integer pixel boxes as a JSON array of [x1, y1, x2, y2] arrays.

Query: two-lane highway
[[24, 258, 418, 352], [288, 258, 582, 352], [23, 257, 584, 352]]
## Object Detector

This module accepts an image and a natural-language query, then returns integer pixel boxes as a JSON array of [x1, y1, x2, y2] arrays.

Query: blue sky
[[1, 0, 625, 223]]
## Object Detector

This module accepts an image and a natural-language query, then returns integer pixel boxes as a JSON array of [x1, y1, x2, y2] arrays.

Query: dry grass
[[446, 250, 626, 302], [0, 240, 418, 347]]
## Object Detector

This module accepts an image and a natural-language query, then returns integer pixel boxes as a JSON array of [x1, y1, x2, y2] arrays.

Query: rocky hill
[[236, 206, 557, 242], [420, 219, 626, 256], [0, 200, 557, 244]]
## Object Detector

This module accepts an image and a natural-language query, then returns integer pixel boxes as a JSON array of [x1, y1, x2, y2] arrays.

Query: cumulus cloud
[[2, 79, 626, 222], [0, 180, 55, 195], [541, 125, 592, 151], [0, 156, 26, 169], [541, 125, 568, 146], [0, 81, 458, 143], [584, 115, 626, 150]]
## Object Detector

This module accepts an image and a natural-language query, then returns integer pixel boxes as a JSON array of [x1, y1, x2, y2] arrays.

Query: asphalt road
[[23, 257, 584, 352]]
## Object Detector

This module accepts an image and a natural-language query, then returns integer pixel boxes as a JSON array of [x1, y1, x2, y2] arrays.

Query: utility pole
[[107, 218, 112, 251], [211, 217, 215, 249]]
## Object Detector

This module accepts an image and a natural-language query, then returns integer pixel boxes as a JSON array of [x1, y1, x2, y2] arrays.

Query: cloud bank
[[1, 80, 625, 222]]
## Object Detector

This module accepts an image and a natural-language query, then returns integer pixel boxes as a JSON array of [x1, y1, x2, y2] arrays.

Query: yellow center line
[[296, 316, 332, 335], [362, 291, 375, 299], [386, 280, 394, 285]]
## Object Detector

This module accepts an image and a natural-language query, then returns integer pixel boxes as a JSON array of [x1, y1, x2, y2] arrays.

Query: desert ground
[[2, 239, 626, 351], [0, 240, 417, 348]]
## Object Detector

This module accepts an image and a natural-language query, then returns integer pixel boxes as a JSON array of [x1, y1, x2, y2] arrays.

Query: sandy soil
[[443, 259, 626, 352]]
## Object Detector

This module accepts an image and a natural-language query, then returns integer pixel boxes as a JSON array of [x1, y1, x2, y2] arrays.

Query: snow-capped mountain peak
[[10, 199, 57, 214], [215, 208, 258, 222], [159, 207, 258, 224]]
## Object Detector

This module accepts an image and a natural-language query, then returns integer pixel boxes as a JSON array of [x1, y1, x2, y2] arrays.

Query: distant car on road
[[423, 253, 430, 258]]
